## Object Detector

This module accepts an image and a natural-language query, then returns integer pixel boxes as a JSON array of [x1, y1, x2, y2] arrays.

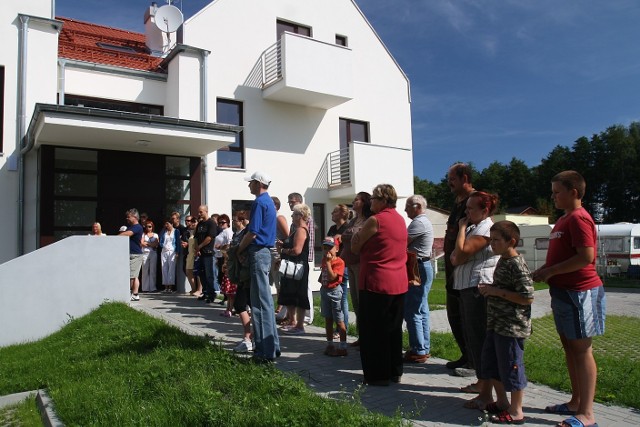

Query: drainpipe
[[17, 15, 30, 256], [200, 50, 209, 204], [58, 58, 66, 105]]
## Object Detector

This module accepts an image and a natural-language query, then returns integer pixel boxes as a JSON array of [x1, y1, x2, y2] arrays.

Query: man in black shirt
[[443, 163, 475, 370], [195, 205, 219, 302]]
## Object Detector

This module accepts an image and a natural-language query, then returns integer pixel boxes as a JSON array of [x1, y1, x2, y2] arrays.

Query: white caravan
[[515, 224, 553, 271], [596, 223, 640, 274]]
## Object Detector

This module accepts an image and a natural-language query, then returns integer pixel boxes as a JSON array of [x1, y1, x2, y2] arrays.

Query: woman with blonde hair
[[278, 203, 311, 335]]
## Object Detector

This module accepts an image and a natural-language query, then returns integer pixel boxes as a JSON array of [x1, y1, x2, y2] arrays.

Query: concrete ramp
[[0, 236, 129, 347]]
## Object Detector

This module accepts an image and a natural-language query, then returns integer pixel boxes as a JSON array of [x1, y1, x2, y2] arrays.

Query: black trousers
[[446, 287, 469, 362], [358, 290, 405, 382]]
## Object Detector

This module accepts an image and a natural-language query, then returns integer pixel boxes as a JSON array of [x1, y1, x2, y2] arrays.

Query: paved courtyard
[[133, 289, 640, 426]]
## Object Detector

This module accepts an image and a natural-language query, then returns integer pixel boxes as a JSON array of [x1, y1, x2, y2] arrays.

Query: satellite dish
[[154, 4, 184, 33]]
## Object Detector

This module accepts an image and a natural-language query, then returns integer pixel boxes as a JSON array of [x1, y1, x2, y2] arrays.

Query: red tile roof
[[57, 17, 164, 72]]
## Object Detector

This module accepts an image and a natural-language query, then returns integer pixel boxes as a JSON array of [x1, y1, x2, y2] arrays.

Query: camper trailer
[[596, 224, 640, 275], [516, 224, 553, 271]]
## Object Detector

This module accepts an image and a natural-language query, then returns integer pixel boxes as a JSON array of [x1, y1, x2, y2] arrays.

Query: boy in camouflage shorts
[[477, 221, 534, 425]]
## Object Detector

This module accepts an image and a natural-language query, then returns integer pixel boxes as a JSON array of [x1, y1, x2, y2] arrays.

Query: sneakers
[[283, 327, 305, 335], [130, 294, 140, 301], [233, 339, 253, 353], [454, 367, 476, 377], [403, 350, 430, 364], [445, 357, 468, 369]]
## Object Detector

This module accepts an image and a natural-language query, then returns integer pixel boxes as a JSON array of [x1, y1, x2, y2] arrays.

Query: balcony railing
[[327, 147, 350, 188], [261, 40, 282, 88]]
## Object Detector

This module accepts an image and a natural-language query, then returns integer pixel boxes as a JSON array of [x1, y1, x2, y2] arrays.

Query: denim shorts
[[320, 286, 344, 323], [550, 285, 606, 340], [479, 330, 527, 392]]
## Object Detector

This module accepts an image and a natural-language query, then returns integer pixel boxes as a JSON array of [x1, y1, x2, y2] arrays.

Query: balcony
[[326, 142, 413, 199], [261, 33, 353, 109]]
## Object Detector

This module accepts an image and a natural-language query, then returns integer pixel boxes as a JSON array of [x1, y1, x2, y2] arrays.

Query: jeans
[[340, 269, 349, 329], [199, 255, 219, 298], [249, 246, 280, 360], [404, 260, 434, 355]]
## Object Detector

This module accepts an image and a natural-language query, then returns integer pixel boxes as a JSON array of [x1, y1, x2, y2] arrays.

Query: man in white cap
[[238, 171, 280, 363]]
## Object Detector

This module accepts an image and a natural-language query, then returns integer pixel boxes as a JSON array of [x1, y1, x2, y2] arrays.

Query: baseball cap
[[322, 236, 340, 249], [244, 171, 272, 186]]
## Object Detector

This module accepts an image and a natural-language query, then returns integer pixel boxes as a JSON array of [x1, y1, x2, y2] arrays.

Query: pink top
[[359, 207, 408, 295]]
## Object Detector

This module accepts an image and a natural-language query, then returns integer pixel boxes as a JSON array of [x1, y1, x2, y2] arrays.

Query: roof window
[[96, 42, 138, 54]]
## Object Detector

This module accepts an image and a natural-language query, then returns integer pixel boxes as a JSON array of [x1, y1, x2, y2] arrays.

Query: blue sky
[[56, 0, 640, 182]]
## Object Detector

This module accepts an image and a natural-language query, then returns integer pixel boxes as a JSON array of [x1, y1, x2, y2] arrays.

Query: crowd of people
[[104, 165, 604, 427]]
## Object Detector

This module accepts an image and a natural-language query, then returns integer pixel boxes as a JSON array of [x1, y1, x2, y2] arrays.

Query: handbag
[[279, 258, 305, 281]]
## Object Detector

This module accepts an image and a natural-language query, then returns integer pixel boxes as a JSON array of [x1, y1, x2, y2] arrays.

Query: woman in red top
[[352, 184, 408, 386]]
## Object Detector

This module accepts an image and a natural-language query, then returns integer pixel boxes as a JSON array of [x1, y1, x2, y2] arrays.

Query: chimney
[[144, 2, 165, 55]]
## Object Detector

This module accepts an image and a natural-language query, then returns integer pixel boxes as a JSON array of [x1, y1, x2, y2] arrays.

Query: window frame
[[335, 34, 348, 47], [276, 19, 312, 39], [216, 98, 244, 169]]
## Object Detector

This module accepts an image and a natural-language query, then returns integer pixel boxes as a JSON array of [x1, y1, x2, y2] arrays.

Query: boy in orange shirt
[[319, 236, 347, 357]]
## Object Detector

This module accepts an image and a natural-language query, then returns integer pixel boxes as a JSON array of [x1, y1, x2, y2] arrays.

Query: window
[[276, 19, 311, 39], [635, 237, 640, 250], [216, 99, 244, 169], [335, 35, 348, 46], [0, 66, 4, 152], [313, 203, 325, 267], [339, 118, 369, 149], [64, 94, 163, 115]]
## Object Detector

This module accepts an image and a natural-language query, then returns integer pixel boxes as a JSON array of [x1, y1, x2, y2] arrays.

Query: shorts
[[320, 286, 344, 323], [129, 254, 143, 279], [479, 330, 527, 392], [233, 282, 251, 314], [550, 285, 606, 340]]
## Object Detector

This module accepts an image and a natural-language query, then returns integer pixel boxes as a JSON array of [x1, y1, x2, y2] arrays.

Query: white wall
[[0, 1, 58, 263], [185, 0, 413, 221], [63, 68, 166, 106], [0, 236, 130, 348]]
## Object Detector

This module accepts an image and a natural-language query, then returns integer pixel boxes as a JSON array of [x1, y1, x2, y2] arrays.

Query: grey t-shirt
[[407, 214, 434, 258]]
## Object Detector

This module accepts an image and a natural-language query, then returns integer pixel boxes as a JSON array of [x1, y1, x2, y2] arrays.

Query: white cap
[[119, 226, 128, 232], [244, 171, 272, 186]]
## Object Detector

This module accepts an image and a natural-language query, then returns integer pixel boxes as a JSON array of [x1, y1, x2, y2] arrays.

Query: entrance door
[[98, 150, 164, 235], [39, 146, 201, 244]]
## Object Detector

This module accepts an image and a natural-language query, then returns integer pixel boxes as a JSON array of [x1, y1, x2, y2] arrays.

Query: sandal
[[485, 402, 507, 414], [545, 403, 577, 416], [556, 416, 599, 427], [463, 398, 487, 410], [460, 383, 480, 394], [490, 410, 525, 425]]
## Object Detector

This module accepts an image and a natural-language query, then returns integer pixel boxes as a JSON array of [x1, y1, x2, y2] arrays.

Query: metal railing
[[327, 147, 351, 187], [261, 40, 282, 88]]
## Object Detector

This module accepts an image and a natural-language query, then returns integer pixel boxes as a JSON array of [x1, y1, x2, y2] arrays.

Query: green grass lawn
[[428, 315, 640, 409], [0, 395, 41, 427], [0, 303, 401, 427]]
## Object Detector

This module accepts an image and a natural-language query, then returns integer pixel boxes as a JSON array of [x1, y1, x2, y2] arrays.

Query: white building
[[0, 0, 414, 265]]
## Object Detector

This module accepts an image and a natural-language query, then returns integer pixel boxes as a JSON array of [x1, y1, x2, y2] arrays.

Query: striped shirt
[[453, 217, 499, 290]]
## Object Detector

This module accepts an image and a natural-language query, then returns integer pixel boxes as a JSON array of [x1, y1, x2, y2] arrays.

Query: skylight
[[96, 42, 137, 54]]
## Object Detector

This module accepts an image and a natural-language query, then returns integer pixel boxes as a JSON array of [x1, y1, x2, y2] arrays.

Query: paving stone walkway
[[133, 289, 640, 426]]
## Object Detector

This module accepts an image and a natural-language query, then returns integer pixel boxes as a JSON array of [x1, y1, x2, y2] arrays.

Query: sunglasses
[[188, 219, 197, 223], [146, 225, 153, 228], [218, 221, 227, 225]]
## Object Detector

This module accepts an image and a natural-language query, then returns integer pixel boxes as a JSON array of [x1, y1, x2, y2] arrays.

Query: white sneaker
[[130, 294, 140, 301], [233, 339, 253, 353], [304, 316, 312, 325]]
